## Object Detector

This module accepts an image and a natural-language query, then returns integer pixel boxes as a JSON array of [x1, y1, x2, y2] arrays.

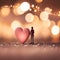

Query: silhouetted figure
[[31, 27, 34, 44]]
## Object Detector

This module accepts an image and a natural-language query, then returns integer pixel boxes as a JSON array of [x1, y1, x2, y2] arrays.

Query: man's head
[[31, 26, 33, 30]]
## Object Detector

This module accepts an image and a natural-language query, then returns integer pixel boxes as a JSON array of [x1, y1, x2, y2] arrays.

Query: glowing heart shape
[[15, 28, 30, 44]]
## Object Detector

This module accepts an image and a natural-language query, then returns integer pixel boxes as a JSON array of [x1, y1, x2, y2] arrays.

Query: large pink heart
[[15, 28, 30, 44]]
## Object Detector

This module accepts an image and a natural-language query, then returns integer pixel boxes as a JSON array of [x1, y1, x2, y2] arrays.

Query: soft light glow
[[58, 11, 60, 16], [51, 25, 59, 35], [44, 7, 52, 14], [1, 6, 10, 17], [25, 13, 34, 22], [50, 21, 56, 27], [13, 3, 25, 15], [31, 4, 34, 8], [40, 28, 50, 38], [58, 14, 60, 16], [35, 0, 43, 3], [29, 8, 32, 11], [41, 20, 51, 28], [0, 23, 13, 39], [11, 20, 21, 31], [59, 11, 60, 13], [17, 5, 25, 15], [13, 7, 18, 15], [40, 11, 49, 21], [58, 21, 60, 27], [10, 5, 13, 7], [36, 6, 38, 8], [34, 9, 37, 12], [13, 4, 19, 15], [2, 26, 13, 39], [20, 2, 30, 12]]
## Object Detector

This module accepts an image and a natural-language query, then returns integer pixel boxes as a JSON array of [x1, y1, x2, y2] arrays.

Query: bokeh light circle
[[11, 20, 21, 31], [45, 7, 52, 14], [13, 3, 25, 15], [35, 0, 43, 3], [13, 3, 20, 15], [31, 4, 34, 8], [20, 2, 30, 12], [1, 5, 10, 17], [51, 25, 59, 35], [17, 5, 25, 15], [25, 13, 34, 23], [58, 11, 60, 16], [40, 11, 49, 21]]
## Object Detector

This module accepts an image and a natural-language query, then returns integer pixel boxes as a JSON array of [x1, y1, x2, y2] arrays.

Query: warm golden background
[[0, 0, 60, 43]]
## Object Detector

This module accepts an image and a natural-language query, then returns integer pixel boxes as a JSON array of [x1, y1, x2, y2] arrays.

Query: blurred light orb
[[10, 5, 13, 7], [36, 6, 38, 8], [40, 11, 49, 21], [34, 9, 37, 12], [1, 6, 10, 17], [25, 13, 34, 22], [58, 11, 60, 16], [42, 20, 51, 28], [45, 7, 52, 14], [59, 11, 60, 13], [58, 14, 60, 16], [13, 3, 25, 15], [11, 20, 21, 31], [51, 25, 59, 35], [13, 3, 19, 15], [31, 4, 34, 8], [35, 0, 43, 3], [58, 21, 60, 27], [20, 2, 30, 12], [13, 7, 18, 15], [17, 5, 25, 15], [29, 8, 32, 11]]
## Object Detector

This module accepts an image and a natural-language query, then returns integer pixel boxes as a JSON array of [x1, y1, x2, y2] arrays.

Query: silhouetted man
[[31, 27, 34, 44]]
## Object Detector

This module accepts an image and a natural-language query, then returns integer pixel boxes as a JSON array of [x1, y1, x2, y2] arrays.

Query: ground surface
[[0, 43, 60, 60]]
